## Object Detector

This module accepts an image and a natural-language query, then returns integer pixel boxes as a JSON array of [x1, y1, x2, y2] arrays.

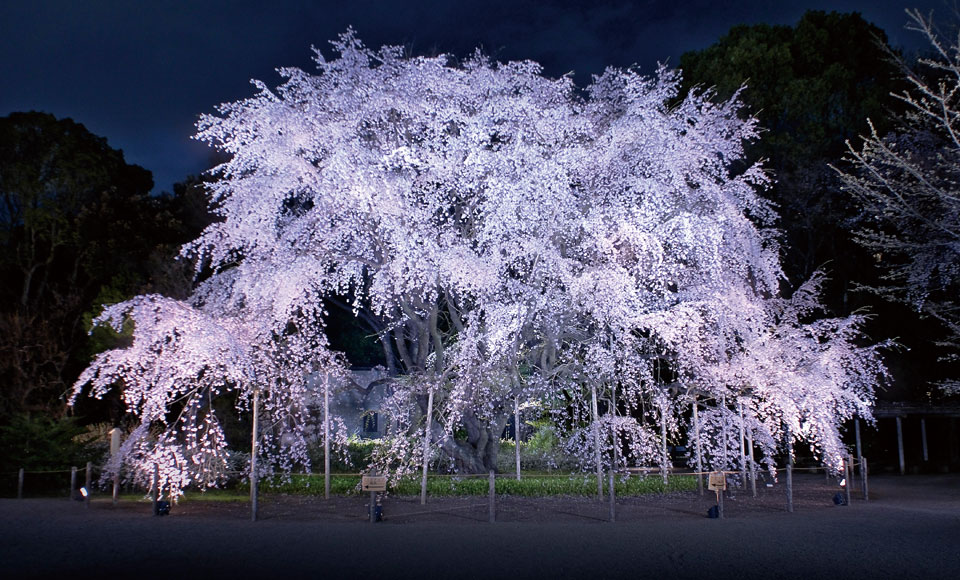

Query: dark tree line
[[0, 112, 212, 425], [679, 10, 955, 400]]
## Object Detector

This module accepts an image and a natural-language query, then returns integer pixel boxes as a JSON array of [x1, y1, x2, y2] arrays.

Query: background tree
[[836, 9, 960, 394], [0, 112, 212, 422], [679, 11, 905, 300], [678, 10, 949, 402]]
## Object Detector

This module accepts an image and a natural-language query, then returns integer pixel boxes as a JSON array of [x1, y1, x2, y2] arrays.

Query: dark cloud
[[0, 0, 944, 194]]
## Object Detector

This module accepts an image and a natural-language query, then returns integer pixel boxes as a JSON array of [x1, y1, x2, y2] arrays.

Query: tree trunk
[[435, 408, 508, 474]]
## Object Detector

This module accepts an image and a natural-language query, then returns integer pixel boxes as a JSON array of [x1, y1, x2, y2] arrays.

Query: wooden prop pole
[[660, 404, 669, 486], [324, 373, 331, 500], [152, 463, 159, 516], [488, 470, 496, 523], [369, 472, 377, 524], [747, 424, 757, 498], [250, 388, 260, 522], [921, 418, 929, 462], [84, 462, 92, 508], [693, 401, 703, 495], [592, 385, 602, 502], [515, 396, 521, 481], [786, 433, 794, 513], [110, 427, 121, 506], [608, 469, 616, 522], [718, 483, 724, 519], [862, 457, 869, 501], [720, 397, 729, 477], [738, 402, 746, 488], [844, 455, 852, 506], [855, 417, 864, 497], [420, 385, 434, 505], [896, 416, 905, 475]]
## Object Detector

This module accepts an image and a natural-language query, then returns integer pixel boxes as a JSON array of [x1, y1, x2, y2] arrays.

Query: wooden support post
[[592, 385, 602, 502], [250, 388, 260, 522], [660, 405, 669, 486], [738, 402, 746, 489], [896, 416, 905, 475], [844, 455, 852, 506], [786, 432, 794, 513], [693, 401, 703, 495], [324, 373, 331, 500], [862, 457, 869, 501], [366, 469, 381, 523], [747, 426, 757, 498], [608, 469, 616, 522], [786, 465, 794, 512], [110, 427, 121, 506], [420, 385, 434, 505], [70, 466, 77, 500], [612, 385, 619, 473], [514, 396, 521, 481], [18, 468, 24, 499], [84, 462, 92, 508], [488, 470, 496, 523], [660, 408, 670, 491], [854, 418, 863, 468], [854, 417, 864, 496], [152, 463, 159, 516], [718, 480, 724, 519], [720, 397, 730, 475], [921, 418, 928, 462]]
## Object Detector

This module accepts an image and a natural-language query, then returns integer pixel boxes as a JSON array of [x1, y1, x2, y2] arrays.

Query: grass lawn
[[251, 472, 697, 497]]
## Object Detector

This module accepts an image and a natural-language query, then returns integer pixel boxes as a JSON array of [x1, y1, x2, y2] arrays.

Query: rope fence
[[4, 463, 103, 504], [4, 454, 869, 524]]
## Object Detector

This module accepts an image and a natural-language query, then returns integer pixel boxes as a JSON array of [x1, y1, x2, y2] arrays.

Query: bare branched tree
[[836, 8, 960, 392]]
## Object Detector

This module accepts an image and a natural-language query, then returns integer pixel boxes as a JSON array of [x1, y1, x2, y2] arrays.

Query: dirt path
[[2, 473, 958, 579]]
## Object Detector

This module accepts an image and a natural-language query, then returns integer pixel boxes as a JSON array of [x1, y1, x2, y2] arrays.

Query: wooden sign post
[[361, 474, 387, 492], [708, 471, 726, 518], [362, 473, 387, 523]]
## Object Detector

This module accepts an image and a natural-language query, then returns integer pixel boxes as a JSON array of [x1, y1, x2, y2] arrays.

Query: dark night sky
[[0, 1, 948, 194]]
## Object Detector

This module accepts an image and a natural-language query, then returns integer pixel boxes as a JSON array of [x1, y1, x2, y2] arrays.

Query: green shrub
[[242, 473, 363, 495], [242, 471, 695, 497], [307, 436, 378, 472], [496, 419, 579, 472], [0, 415, 106, 472]]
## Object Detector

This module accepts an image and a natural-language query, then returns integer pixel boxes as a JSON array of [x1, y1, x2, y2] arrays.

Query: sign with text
[[361, 475, 387, 492], [708, 472, 726, 491]]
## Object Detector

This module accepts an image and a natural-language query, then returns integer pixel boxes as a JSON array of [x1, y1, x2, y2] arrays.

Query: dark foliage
[[0, 112, 213, 423], [679, 11, 950, 397]]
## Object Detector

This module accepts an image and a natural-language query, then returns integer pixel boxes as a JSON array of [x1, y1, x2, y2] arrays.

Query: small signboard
[[361, 475, 387, 492], [708, 471, 726, 491]]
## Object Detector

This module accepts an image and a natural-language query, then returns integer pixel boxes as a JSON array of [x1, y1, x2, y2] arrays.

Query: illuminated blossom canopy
[[74, 32, 886, 494]]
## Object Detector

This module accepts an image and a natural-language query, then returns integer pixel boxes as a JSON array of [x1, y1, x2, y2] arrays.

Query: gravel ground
[[2, 473, 959, 579]]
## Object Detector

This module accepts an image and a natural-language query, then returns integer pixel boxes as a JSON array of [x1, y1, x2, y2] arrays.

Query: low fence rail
[[3, 453, 869, 523]]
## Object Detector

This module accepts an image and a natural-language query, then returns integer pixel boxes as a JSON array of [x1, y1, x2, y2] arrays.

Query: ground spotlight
[[154, 500, 171, 516]]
